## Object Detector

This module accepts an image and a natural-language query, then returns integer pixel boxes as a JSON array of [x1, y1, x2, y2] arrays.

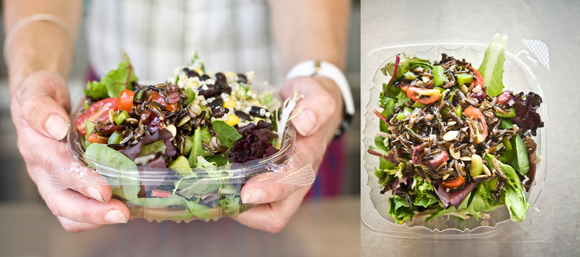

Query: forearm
[[268, 0, 351, 73], [3, 0, 82, 91]]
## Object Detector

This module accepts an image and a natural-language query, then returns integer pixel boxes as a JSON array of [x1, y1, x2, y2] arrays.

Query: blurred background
[[0, 1, 361, 256]]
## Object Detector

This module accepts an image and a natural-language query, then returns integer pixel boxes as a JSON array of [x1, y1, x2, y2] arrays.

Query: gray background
[[362, 0, 580, 256]]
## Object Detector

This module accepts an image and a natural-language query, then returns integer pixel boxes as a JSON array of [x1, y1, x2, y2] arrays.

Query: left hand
[[234, 75, 344, 233]]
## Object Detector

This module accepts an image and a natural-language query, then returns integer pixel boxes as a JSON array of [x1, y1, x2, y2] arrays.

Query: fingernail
[[242, 188, 266, 204], [105, 210, 127, 223], [87, 186, 104, 203], [45, 114, 70, 140], [292, 109, 316, 136]]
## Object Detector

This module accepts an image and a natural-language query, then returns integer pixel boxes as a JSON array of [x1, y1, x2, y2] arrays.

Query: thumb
[[14, 70, 71, 140], [280, 76, 338, 137]]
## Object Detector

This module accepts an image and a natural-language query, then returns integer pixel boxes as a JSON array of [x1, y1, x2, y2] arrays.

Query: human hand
[[235, 75, 344, 233], [11, 70, 130, 232]]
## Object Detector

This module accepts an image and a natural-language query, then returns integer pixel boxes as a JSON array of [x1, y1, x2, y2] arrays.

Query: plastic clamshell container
[[361, 41, 549, 240], [65, 95, 296, 223]]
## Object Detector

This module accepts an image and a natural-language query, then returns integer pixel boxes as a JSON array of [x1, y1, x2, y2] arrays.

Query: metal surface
[[361, 0, 580, 256]]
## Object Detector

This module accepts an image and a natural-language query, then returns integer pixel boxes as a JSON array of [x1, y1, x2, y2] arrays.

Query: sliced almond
[[460, 156, 472, 161], [447, 121, 457, 126], [177, 116, 191, 127], [166, 124, 177, 139], [443, 130, 459, 141], [473, 174, 488, 179], [449, 146, 461, 159], [483, 165, 492, 176]]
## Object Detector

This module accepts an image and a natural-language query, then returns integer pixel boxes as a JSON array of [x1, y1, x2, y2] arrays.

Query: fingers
[[280, 76, 338, 137], [14, 70, 71, 140], [19, 127, 113, 203], [235, 186, 309, 233], [36, 168, 130, 225], [57, 216, 104, 233], [240, 179, 304, 204]]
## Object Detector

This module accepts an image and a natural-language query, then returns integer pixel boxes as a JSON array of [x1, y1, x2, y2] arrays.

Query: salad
[[368, 34, 544, 224], [71, 52, 300, 221]]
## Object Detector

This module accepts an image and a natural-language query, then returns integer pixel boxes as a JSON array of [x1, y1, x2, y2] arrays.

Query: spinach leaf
[[478, 34, 508, 97], [85, 143, 140, 201], [208, 153, 229, 166], [498, 160, 530, 222], [211, 120, 242, 149]]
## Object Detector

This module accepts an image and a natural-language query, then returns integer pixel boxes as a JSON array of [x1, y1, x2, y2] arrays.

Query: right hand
[[11, 70, 130, 232]]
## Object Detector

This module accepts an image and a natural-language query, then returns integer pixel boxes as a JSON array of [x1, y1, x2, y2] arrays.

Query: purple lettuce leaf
[[434, 181, 479, 209]]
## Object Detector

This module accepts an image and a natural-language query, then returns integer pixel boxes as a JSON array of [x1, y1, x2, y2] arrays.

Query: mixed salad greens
[[369, 34, 544, 224], [73, 52, 299, 220]]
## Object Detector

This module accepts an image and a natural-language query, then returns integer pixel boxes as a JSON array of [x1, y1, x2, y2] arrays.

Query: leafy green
[[85, 143, 139, 201], [212, 120, 243, 149], [195, 156, 217, 168], [177, 179, 221, 199], [466, 184, 500, 219], [83, 51, 138, 100], [511, 134, 530, 175], [128, 194, 188, 207], [394, 90, 411, 108], [478, 33, 508, 97], [83, 81, 109, 100], [134, 140, 166, 165], [412, 175, 439, 208], [426, 194, 472, 222], [208, 153, 230, 166], [498, 158, 530, 222], [388, 196, 415, 224], [188, 128, 203, 167]]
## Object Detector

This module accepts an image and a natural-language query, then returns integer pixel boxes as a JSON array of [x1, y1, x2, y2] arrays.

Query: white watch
[[285, 60, 355, 137]]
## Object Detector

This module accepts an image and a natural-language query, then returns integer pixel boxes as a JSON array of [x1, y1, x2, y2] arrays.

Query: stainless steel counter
[[361, 0, 580, 256]]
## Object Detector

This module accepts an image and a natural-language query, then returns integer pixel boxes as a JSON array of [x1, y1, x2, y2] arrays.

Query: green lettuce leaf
[[83, 51, 138, 100], [388, 195, 415, 224], [511, 134, 530, 175], [466, 184, 500, 219], [426, 193, 472, 223], [188, 128, 203, 167], [412, 175, 439, 208], [478, 34, 508, 97], [498, 159, 530, 222]]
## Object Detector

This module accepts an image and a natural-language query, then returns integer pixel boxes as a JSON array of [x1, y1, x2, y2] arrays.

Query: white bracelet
[[3, 14, 73, 65], [285, 60, 355, 137]]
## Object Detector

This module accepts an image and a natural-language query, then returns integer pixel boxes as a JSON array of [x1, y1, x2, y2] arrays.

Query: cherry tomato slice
[[400, 84, 409, 92], [149, 91, 178, 112], [75, 98, 118, 135], [406, 87, 440, 104], [464, 106, 488, 143], [86, 133, 108, 144], [118, 89, 134, 112], [442, 176, 465, 188], [151, 189, 171, 198]]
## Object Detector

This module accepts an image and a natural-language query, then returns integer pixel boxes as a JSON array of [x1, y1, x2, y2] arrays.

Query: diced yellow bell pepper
[[226, 115, 239, 126], [194, 68, 204, 75]]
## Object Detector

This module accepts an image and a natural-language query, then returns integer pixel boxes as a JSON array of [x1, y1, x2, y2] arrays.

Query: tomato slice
[[442, 176, 465, 188], [75, 98, 118, 135], [118, 89, 134, 112], [400, 84, 409, 92], [464, 106, 488, 143], [150, 91, 178, 112], [470, 67, 483, 88], [86, 133, 108, 144], [406, 87, 440, 104]]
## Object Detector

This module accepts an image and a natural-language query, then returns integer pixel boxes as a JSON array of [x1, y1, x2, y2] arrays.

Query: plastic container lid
[[361, 40, 550, 241]]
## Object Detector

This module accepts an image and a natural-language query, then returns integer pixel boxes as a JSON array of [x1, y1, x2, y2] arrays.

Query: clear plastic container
[[361, 40, 551, 241], [56, 95, 313, 223]]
